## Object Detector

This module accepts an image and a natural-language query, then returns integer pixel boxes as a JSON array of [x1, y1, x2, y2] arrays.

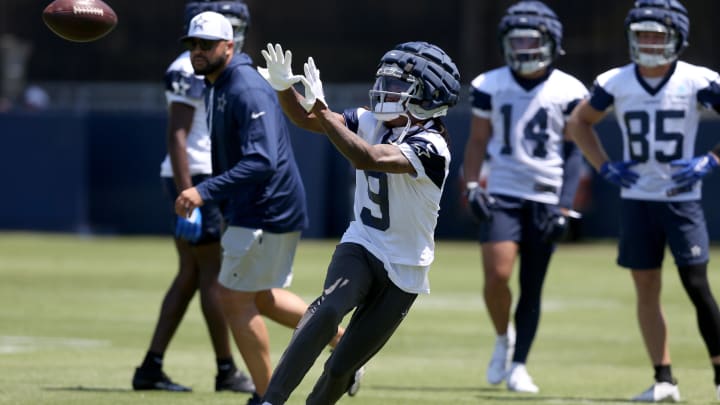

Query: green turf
[[1, 232, 719, 404]]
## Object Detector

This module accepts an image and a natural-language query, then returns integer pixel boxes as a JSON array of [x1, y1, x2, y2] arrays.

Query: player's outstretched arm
[[275, 87, 326, 133], [304, 59, 414, 174], [258, 43, 331, 134]]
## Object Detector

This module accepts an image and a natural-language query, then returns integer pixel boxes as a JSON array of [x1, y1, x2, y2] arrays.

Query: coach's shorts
[[162, 175, 223, 245], [478, 194, 554, 244], [618, 199, 708, 269], [218, 226, 301, 292]]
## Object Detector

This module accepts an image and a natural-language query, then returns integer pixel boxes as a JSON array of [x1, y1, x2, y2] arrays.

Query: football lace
[[73, 5, 104, 16]]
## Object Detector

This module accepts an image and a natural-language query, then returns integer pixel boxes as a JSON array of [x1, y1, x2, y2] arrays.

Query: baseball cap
[[180, 11, 233, 42]]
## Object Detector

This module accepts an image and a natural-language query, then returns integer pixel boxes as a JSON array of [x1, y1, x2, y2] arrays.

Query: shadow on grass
[[45, 386, 133, 393], [48, 385, 638, 403], [475, 394, 636, 403], [373, 385, 636, 403]]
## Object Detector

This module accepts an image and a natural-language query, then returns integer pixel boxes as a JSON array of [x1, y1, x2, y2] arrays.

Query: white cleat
[[506, 363, 539, 393], [347, 365, 365, 397], [486, 325, 515, 385], [716, 384, 720, 401], [632, 382, 680, 403]]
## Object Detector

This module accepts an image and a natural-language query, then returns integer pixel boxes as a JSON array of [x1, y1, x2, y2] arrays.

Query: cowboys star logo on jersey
[[171, 74, 192, 97], [411, 141, 434, 159], [216, 92, 227, 113]]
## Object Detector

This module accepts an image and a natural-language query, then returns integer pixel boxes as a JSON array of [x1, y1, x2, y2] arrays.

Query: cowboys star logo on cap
[[191, 15, 208, 32], [180, 11, 233, 42]]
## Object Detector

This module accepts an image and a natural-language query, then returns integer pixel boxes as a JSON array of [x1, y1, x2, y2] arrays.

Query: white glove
[[300, 57, 327, 112], [258, 43, 305, 91]]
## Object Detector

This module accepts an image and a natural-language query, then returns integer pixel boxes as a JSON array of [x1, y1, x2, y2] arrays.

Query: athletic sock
[[653, 364, 674, 384], [217, 357, 236, 378], [141, 351, 164, 371], [713, 363, 720, 385]]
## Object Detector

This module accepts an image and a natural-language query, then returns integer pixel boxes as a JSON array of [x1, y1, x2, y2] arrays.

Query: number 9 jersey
[[471, 67, 588, 205], [338, 108, 451, 294], [589, 61, 720, 201]]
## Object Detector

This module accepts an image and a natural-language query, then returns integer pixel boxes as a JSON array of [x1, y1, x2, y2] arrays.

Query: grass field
[[2, 232, 720, 404]]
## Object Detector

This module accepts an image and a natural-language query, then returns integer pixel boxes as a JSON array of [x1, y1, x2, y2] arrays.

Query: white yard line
[[0, 335, 110, 354]]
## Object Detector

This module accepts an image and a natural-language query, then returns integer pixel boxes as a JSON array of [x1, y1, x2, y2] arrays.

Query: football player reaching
[[567, 0, 720, 402], [462, 0, 587, 394], [257, 41, 460, 405]]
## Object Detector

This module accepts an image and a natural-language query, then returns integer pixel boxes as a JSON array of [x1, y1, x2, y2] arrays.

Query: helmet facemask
[[369, 64, 421, 122], [224, 15, 247, 51], [503, 28, 553, 75], [628, 20, 680, 67]]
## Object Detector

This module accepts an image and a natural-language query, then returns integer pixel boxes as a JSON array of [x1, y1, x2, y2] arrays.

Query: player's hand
[[175, 207, 202, 243], [541, 207, 568, 244], [599, 160, 639, 188], [465, 182, 495, 223], [301, 57, 327, 112], [670, 152, 719, 188], [258, 43, 305, 91]]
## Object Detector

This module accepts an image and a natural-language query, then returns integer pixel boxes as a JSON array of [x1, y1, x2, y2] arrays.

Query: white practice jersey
[[340, 108, 451, 294], [471, 67, 588, 204], [159, 51, 212, 178], [590, 61, 720, 201]]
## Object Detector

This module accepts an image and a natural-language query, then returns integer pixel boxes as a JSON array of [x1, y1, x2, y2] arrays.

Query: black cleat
[[132, 367, 192, 392], [246, 392, 262, 405], [215, 369, 255, 393]]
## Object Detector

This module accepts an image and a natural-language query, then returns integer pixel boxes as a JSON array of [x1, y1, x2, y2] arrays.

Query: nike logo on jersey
[[323, 277, 348, 296], [251, 111, 266, 119]]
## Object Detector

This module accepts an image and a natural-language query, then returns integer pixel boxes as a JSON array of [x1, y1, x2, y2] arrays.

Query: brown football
[[42, 0, 118, 42]]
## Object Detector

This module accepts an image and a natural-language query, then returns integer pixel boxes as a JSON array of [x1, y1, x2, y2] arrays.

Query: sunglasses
[[182, 38, 221, 51]]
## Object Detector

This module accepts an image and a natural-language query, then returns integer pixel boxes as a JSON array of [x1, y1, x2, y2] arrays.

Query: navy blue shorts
[[162, 174, 223, 244], [478, 194, 554, 244], [618, 199, 708, 269]]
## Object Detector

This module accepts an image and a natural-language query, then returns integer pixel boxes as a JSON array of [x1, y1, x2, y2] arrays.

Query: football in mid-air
[[42, 0, 118, 43]]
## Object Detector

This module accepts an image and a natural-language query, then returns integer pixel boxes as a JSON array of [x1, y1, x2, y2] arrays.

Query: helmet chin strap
[[391, 115, 413, 145], [372, 113, 413, 145]]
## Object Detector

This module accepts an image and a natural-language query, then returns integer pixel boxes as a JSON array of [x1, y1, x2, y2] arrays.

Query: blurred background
[[1, 0, 720, 240]]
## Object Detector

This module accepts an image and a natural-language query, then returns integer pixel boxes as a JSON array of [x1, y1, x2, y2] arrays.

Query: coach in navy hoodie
[[174, 11, 307, 405]]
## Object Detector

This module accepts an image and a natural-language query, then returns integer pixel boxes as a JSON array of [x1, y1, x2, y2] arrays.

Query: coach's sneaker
[[506, 363, 539, 393], [487, 325, 515, 385], [632, 382, 680, 402], [216, 369, 255, 393], [132, 367, 192, 392], [347, 365, 366, 396]]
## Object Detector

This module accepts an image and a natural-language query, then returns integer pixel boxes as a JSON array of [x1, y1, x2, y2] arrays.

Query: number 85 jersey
[[590, 61, 720, 201], [471, 67, 588, 204]]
